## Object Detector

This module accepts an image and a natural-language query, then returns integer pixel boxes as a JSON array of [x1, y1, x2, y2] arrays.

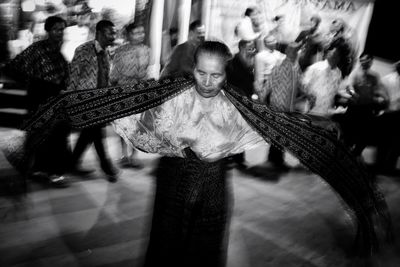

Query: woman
[[114, 41, 263, 267], [2, 41, 392, 267], [110, 21, 153, 168]]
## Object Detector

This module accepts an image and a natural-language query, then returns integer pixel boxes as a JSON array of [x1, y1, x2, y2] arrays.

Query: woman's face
[[193, 52, 226, 98], [128, 26, 145, 45]]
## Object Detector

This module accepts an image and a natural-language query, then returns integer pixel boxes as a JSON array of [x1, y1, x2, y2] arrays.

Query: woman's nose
[[204, 75, 211, 86]]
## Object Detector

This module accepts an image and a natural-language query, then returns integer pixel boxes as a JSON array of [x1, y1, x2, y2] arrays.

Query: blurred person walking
[[110, 21, 154, 168], [254, 35, 287, 169], [253, 35, 286, 99], [301, 47, 348, 117], [256, 39, 301, 170], [67, 20, 120, 182], [334, 53, 389, 157], [3, 16, 70, 187], [266, 44, 302, 170]]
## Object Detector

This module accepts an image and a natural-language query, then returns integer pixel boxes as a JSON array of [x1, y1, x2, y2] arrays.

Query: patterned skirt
[[144, 150, 232, 267]]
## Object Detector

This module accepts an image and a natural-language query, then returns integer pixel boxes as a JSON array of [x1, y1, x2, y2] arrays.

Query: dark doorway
[[365, 1, 399, 62]]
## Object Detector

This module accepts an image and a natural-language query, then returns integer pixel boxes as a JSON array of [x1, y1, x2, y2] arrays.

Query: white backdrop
[[205, 0, 374, 55]]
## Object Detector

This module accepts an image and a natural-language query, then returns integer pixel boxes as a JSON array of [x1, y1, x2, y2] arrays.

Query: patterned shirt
[[110, 43, 152, 85], [267, 58, 301, 112], [67, 40, 111, 90]]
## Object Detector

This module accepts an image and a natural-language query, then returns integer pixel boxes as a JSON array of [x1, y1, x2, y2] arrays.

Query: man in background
[[3, 16, 70, 187], [68, 20, 120, 182], [160, 20, 205, 78], [226, 39, 257, 170]]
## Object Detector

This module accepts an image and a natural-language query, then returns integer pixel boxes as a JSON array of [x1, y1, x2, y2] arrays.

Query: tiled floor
[[1, 128, 400, 267]]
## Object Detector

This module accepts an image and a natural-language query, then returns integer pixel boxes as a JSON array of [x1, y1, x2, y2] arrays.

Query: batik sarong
[[145, 148, 230, 267]]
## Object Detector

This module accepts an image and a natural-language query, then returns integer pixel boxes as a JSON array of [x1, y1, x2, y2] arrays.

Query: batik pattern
[[264, 58, 300, 112], [6, 39, 68, 85], [110, 43, 152, 85], [144, 151, 230, 267], [2, 76, 392, 256], [112, 87, 264, 161], [67, 41, 108, 91], [224, 84, 392, 255]]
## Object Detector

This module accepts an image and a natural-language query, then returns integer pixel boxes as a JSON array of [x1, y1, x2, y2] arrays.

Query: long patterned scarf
[[224, 84, 393, 256], [4, 76, 392, 256]]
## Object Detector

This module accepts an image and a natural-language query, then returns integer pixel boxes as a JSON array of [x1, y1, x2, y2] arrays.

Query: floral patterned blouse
[[112, 86, 265, 161]]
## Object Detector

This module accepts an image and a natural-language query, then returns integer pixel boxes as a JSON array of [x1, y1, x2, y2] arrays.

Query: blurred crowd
[[0, 4, 398, 267], [1, 3, 400, 189], [230, 6, 400, 175]]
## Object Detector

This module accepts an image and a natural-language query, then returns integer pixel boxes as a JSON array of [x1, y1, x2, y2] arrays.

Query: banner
[[206, 0, 374, 55]]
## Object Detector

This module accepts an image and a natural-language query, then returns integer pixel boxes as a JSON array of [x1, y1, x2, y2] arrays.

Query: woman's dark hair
[[44, 16, 66, 32], [194, 41, 232, 66]]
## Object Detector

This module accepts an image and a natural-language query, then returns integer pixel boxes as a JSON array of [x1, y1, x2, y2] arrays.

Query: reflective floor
[[1, 128, 400, 267]]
